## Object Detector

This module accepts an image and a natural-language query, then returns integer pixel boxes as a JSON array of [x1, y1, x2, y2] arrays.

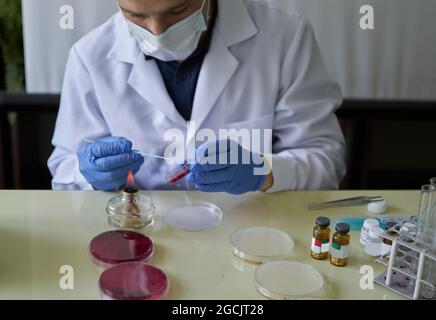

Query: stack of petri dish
[[89, 230, 169, 300], [99, 262, 169, 300], [89, 230, 154, 268], [230, 226, 324, 299]]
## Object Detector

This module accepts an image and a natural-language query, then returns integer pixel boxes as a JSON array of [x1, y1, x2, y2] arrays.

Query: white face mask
[[125, 0, 210, 62]]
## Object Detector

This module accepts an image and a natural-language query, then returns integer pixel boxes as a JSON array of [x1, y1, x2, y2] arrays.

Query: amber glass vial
[[311, 217, 331, 260], [330, 223, 351, 267]]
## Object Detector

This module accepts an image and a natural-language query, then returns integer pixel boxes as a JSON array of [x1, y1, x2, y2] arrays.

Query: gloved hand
[[187, 140, 266, 195], [77, 137, 144, 191]]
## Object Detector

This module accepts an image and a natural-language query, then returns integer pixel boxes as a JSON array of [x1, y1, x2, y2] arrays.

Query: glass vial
[[106, 186, 155, 231], [422, 178, 436, 298], [360, 218, 380, 246], [364, 227, 383, 257], [311, 217, 330, 260], [330, 223, 350, 267]]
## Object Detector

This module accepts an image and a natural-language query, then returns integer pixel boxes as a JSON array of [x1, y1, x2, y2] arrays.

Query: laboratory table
[[0, 190, 418, 300]]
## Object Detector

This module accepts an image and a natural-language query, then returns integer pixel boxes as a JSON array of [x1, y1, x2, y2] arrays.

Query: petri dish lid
[[368, 200, 388, 214], [164, 201, 223, 232], [231, 227, 294, 263], [99, 262, 169, 300], [89, 230, 153, 266], [255, 261, 324, 300]]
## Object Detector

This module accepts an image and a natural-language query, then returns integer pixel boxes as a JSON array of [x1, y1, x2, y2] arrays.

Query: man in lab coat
[[48, 0, 346, 193]]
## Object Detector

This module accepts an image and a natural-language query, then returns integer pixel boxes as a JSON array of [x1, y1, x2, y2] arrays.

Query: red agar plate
[[89, 230, 153, 268], [99, 262, 169, 300]]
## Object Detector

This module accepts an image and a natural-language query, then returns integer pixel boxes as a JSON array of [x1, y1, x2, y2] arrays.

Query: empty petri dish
[[164, 201, 223, 232], [99, 262, 169, 300], [255, 261, 324, 300], [231, 227, 294, 263], [89, 230, 154, 269]]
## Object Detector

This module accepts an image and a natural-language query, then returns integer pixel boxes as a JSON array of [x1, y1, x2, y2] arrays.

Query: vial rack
[[374, 221, 436, 300]]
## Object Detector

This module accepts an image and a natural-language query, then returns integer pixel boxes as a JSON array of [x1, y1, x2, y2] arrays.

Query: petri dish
[[99, 262, 169, 300], [164, 200, 223, 232], [89, 230, 154, 269], [255, 261, 324, 300], [231, 227, 294, 263]]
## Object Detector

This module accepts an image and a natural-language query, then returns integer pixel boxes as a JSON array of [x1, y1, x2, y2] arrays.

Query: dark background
[[0, 0, 434, 190], [0, 54, 4, 90], [0, 92, 435, 190]]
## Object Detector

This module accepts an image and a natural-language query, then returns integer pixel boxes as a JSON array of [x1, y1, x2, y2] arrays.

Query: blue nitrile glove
[[77, 137, 144, 191], [187, 140, 266, 195]]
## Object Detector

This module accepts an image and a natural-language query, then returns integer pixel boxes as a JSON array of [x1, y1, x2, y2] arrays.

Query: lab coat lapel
[[189, 0, 258, 141], [107, 13, 186, 126], [190, 35, 238, 134], [127, 54, 186, 126]]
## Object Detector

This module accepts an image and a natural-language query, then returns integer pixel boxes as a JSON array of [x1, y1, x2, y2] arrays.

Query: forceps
[[308, 196, 385, 210]]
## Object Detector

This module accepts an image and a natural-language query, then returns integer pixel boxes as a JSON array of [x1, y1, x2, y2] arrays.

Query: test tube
[[165, 164, 191, 185], [165, 154, 208, 185], [425, 178, 436, 298], [415, 185, 436, 250], [430, 179, 436, 237]]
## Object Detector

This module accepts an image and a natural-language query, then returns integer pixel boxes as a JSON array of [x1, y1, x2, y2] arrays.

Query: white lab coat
[[48, 0, 346, 192]]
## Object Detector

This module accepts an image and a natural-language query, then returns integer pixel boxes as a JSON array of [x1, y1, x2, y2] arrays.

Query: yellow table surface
[[0, 190, 419, 300]]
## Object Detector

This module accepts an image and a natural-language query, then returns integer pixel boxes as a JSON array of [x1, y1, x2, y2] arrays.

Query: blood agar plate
[[89, 230, 154, 268], [99, 262, 169, 300], [230, 227, 294, 263], [164, 201, 223, 232], [255, 261, 324, 300]]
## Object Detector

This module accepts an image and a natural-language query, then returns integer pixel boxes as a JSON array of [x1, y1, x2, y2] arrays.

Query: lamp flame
[[126, 171, 135, 187]]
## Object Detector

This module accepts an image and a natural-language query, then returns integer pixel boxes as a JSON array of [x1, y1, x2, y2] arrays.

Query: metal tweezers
[[308, 196, 385, 210]]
